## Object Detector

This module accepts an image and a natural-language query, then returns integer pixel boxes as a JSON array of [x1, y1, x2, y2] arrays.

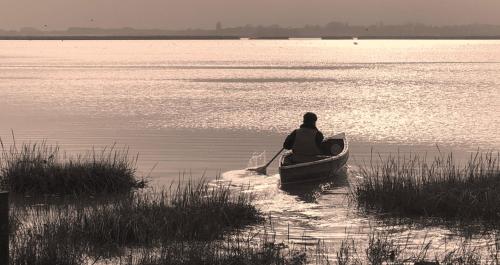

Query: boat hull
[[279, 135, 349, 186]]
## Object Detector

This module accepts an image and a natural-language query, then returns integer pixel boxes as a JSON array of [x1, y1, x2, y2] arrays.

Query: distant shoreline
[[1, 35, 500, 40], [0, 35, 241, 40]]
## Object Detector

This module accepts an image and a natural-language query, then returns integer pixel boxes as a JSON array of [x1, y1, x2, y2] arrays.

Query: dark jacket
[[283, 123, 324, 151]]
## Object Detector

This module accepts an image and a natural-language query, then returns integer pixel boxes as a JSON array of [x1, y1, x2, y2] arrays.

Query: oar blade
[[247, 166, 267, 175]]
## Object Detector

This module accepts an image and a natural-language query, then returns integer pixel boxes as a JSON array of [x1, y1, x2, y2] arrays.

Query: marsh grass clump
[[66, 181, 262, 246], [10, 220, 85, 265], [128, 234, 313, 265], [335, 231, 491, 265], [0, 140, 144, 195], [10, 180, 263, 264], [354, 151, 500, 221]]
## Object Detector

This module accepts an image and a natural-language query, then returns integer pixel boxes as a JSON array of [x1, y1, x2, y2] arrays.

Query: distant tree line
[[1, 22, 500, 38]]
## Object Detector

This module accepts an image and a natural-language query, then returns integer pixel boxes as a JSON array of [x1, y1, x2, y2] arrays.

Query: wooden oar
[[247, 147, 285, 175]]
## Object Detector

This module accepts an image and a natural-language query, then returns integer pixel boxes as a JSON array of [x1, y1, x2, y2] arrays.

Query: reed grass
[[68, 181, 261, 245], [0, 140, 144, 195], [354, 151, 500, 221], [12, 226, 314, 265], [123, 230, 500, 265], [124, 234, 313, 265], [11, 220, 85, 265], [10, 180, 264, 264], [334, 231, 491, 265], [11, 193, 500, 265]]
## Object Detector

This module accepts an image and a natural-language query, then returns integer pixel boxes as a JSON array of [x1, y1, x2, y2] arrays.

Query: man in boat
[[283, 112, 324, 163]]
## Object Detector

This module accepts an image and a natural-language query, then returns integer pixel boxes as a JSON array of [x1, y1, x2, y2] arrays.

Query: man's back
[[283, 112, 324, 163]]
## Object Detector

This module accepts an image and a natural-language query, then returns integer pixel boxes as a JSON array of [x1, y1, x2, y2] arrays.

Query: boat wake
[[215, 169, 367, 243], [215, 169, 470, 253]]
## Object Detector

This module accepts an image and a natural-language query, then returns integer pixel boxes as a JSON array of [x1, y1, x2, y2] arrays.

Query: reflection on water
[[219, 168, 496, 258], [280, 169, 349, 203], [220, 168, 369, 245], [1, 40, 499, 258], [1, 40, 499, 148]]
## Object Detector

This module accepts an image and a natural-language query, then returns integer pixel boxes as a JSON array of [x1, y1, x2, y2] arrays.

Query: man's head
[[303, 112, 317, 126]]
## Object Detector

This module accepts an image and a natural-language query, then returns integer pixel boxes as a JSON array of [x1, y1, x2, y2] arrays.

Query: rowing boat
[[278, 133, 349, 186]]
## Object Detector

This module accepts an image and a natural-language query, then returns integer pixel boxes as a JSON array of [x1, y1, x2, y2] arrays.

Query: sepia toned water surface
[[1, 40, 499, 254]]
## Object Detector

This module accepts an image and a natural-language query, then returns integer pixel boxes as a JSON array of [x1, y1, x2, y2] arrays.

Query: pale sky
[[1, 0, 500, 30]]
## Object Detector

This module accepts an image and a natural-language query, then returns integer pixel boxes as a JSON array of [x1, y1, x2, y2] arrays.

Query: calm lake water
[[1, 40, 500, 254]]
